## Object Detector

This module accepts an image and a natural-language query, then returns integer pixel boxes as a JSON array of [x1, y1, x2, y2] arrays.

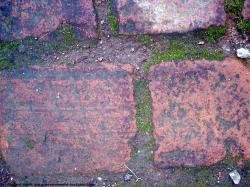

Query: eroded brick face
[[148, 58, 250, 168], [114, 0, 226, 34], [0, 0, 97, 41], [0, 63, 136, 176], [243, 0, 250, 19]]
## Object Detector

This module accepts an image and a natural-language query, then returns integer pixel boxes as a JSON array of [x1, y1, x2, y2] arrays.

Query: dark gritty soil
[[0, 0, 250, 186]]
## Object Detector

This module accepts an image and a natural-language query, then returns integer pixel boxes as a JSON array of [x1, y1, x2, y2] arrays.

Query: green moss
[[136, 35, 152, 46], [135, 79, 153, 134], [179, 183, 208, 187], [204, 27, 226, 43], [107, 0, 119, 35], [0, 58, 8, 70], [225, 0, 244, 17], [237, 19, 250, 33], [225, 0, 250, 33], [56, 23, 77, 46], [0, 41, 20, 52], [174, 166, 216, 186], [24, 137, 36, 150], [221, 146, 240, 167], [144, 40, 224, 72]]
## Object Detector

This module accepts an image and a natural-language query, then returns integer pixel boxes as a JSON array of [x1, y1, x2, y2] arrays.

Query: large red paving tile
[[114, 0, 226, 34], [0, 0, 97, 41], [148, 58, 250, 168], [0, 63, 136, 176]]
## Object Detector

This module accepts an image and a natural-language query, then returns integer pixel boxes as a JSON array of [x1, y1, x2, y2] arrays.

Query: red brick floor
[[148, 58, 250, 168], [0, 63, 136, 176]]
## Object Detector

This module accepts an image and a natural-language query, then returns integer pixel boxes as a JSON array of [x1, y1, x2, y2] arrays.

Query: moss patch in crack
[[220, 146, 240, 168], [0, 24, 97, 71], [174, 167, 216, 186], [144, 40, 224, 72], [135, 79, 153, 134], [204, 27, 227, 43], [194, 26, 226, 43], [136, 35, 152, 46], [0, 59, 8, 70], [225, 0, 250, 33], [54, 23, 77, 46], [178, 183, 208, 187], [236, 19, 250, 33], [225, 0, 244, 17], [107, 0, 119, 35]]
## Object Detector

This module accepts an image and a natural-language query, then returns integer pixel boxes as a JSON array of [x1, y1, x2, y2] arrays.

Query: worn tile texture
[[243, 0, 250, 20], [0, 63, 136, 176], [114, 0, 226, 34], [0, 0, 97, 41], [148, 58, 250, 168]]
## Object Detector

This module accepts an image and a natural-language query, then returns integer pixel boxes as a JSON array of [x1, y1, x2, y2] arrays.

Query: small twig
[[124, 164, 142, 182]]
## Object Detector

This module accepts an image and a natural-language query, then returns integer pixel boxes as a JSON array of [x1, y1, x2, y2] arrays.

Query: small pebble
[[229, 170, 241, 184], [124, 173, 133, 182], [100, 20, 105, 25], [131, 48, 135, 52], [97, 177, 102, 181], [98, 57, 104, 62], [198, 41, 205, 45], [237, 48, 250, 59]]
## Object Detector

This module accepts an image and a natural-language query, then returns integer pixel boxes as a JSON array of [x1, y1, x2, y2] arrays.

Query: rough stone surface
[[148, 58, 250, 168], [243, 0, 250, 20], [114, 0, 226, 34], [0, 63, 136, 176], [0, 0, 97, 41]]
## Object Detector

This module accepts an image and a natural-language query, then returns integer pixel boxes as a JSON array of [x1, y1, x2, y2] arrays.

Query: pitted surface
[[0, 0, 97, 41], [148, 58, 250, 168], [0, 63, 136, 176], [114, 0, 226, 34]]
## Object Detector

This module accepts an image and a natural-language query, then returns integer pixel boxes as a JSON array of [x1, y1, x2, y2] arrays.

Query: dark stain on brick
[[0, 0, 97, 41], [0, 63, 136, 177], [148, 58, 250, 168]]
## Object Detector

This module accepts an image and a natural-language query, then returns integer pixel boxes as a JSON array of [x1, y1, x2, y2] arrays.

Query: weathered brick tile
[[114, 0, 226, 34], [0, 0, 97, 41], [148, 58, 250, 168], [0, 63, 136, 176]]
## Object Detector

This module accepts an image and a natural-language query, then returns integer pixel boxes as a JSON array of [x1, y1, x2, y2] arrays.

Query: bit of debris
[[131, 48, 135, 52], [97, 57, 104, 62], [236, 48, 250, 59], [124, 164, 142, 182], [229, 170, 241, 185], [198, 41, 205, 45], [100, 20, 105, 25], [97, 177, 102, 181], [124, 173, 133, 182]]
